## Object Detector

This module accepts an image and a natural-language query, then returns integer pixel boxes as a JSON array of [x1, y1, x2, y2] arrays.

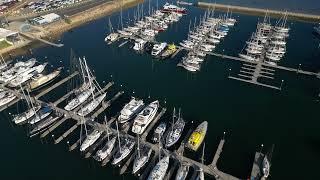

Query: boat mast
[[137, 134, 141, 158], [26, 89, 38, 121], [116, 120, 122, 153], [171, 107, 176, 132], [83, 57, 95, 101], [19, 83, 30, 108], [105, 116, 110, 142], [158, 130, 161, 162]]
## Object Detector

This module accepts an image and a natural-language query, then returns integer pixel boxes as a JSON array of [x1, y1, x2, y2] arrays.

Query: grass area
[[0, 40, 12, 50]]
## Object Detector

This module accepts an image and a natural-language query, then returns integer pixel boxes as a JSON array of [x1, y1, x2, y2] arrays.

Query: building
[[0, 27, 19, 44], [30, 13, 61, 26]]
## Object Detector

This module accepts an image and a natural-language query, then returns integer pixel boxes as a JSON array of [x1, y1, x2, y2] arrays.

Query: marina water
[[0, 1, 319, 179]]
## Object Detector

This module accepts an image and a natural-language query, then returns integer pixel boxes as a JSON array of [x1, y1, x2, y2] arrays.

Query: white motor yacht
[[118, 97, 144, 123], [151, 43, 167, 56], [132, 100, 159, 134]]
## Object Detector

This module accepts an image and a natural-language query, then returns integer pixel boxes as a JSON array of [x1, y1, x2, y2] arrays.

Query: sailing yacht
[[105, 33, 119, 43], [152, 122, 167, 143], [94, 136, 116, 161], [147, 156, 170, 180], [112, 138, 135, 165], [132, 144, 152, 174], [77, 93, 106, 116], [118, 97, 144, 124], [0, 91, 16, 107], [132, 100, 159, 135], [64, 85, 95, 111], [262, 155, 270, 178], [29, 68, 61, 90], [28, 106, 53, 125], [80, 128, 103, 152], [13, 105, 40, 125], [165, 109, 185, 147], [29, 114, 62, 136], [175, 163, 190, 180]]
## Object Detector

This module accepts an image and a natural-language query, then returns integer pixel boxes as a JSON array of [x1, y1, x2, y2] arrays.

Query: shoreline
[[197, 2, 320, 23], [2, 0, 144, 60]]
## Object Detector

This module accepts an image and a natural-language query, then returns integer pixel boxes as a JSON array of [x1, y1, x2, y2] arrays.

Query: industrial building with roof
[[30, 13, 61, 26]]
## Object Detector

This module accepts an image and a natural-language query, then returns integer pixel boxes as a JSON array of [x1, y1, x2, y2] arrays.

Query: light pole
[[297, 63, 301, 73], [259, 144, 264, 153], [228, 68, 232, 77], [280, 79, 284, 90], [223, 131, 226, 140]]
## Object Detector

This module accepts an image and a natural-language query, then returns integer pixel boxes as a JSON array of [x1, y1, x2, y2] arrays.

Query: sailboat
[[105, 18, 119, 43], [132, 135, 152, 174], [94, 117, 116, 161], [147, 156, 170, 180], [29, 114, 62, 136], [112, 121, 135, 165], [77, 58, 106, 116], [165, 108, 185, 147], [13, 87, 40, 125], [175, 146, 189, 180], [80, 126, 103, 152]]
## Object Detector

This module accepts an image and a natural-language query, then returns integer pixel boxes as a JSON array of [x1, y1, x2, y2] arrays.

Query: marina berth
[[160, 43, 177, 59]]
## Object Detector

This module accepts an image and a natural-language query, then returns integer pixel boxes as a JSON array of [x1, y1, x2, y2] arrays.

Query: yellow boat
[[29, 68, 61, 90], [186, 121, 208, 151], [160, 43, 177, 59]]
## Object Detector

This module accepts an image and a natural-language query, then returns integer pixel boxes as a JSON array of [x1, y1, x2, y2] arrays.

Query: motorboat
[[161, 3, 187, 14], [151, 43, 167, 56], [132, 100, 159, 134], [186, 121, 208, 151], [105, 33, 119, 43], [29, 68, 61, 90], [133, 39, 147, 52], [118, 97, 144, 124]]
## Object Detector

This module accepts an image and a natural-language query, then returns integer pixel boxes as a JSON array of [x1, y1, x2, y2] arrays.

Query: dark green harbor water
[[1, 1, 319, 180]]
